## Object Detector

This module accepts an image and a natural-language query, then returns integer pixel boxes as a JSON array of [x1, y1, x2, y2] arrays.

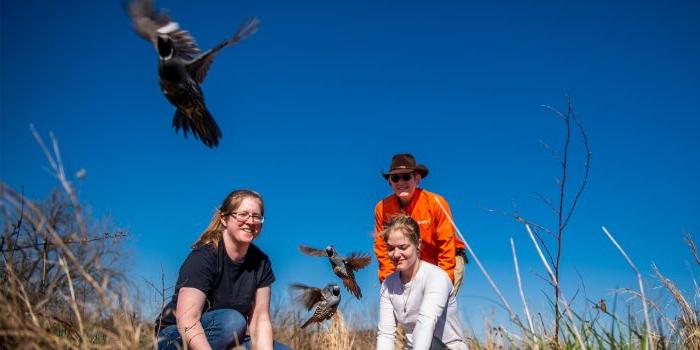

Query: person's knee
[[213, 309, 247, 332], [156, 325, 181, 350], [201, 309, 247, 347]]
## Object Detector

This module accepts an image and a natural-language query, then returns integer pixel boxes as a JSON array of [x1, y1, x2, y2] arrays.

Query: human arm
[[175, 287, 211, 350], [374, 201, 394, 283], [376, 282, 397, 350], [248, 286, 274, 350], [173, 247, 218, 350], [432, 195, 457, 282], [411, 269, 452, 350]]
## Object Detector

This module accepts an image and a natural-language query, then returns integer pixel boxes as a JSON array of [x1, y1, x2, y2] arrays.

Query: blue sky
[[2, 0, 699, 334]]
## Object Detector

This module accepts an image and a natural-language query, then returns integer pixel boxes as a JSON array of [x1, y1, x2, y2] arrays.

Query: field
[[2, 129, 698, 349]]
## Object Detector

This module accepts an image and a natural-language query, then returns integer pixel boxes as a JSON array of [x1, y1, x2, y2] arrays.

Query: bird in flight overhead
[[127, 0, 259, 148]]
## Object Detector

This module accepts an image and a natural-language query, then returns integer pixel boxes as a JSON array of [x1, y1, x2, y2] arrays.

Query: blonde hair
[[381, 215, 421, 248], [193, 189, 264, 248]]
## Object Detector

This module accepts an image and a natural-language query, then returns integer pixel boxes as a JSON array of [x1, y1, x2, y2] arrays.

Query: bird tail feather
[[301, 318, 313, 329], [172, 109, 222, 148]]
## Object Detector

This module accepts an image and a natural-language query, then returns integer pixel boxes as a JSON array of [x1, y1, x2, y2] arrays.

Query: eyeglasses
[[389, 173, 414, 183], [228, 211, 265, 223]]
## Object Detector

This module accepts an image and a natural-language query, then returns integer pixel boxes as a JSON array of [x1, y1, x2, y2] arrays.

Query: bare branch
[[525, 223, 585, 348], [0, 231, 127, 253], [540, 105, 567, 121], [532, 191, 558, 216], [561, 105, 591, 231], [538, 139, 562, 163]]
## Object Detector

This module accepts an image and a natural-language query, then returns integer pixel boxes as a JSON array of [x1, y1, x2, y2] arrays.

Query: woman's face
[[220, 197, 263, 244], [386, 228, 419, 273]]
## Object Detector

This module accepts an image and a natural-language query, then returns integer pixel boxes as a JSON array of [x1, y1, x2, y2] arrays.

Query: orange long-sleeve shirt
[[374, 188, 465, 283]]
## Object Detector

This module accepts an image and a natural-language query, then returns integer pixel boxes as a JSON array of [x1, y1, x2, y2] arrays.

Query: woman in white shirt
[[376, 215, 468, 350]]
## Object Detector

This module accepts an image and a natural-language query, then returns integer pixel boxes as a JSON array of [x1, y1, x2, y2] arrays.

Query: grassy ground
[[2, 131, 698, 349]]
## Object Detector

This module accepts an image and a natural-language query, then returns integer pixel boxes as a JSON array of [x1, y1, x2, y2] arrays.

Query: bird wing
[[127, 0, 200, 60], [345, 252, 372, 272], [290, 283, 323, 310], [187, 17, 259, 84], [127, 0, 170, 41], [299, 244, 326, 257], [340, 271, 362, 299]]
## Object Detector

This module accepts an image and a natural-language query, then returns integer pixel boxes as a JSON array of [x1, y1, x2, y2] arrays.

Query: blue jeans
[[157, 309, 291, 350]]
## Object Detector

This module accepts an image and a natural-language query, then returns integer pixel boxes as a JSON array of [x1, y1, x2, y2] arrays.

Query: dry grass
[[270, 309, 380, 350], [3, 130, 700, 350], [0, 130, 151, 349]]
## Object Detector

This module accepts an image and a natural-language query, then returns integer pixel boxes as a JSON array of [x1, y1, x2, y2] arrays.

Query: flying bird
[[127, 0, 259, 148], [299, 244, 371, 299], [290, 283, 341, 329]]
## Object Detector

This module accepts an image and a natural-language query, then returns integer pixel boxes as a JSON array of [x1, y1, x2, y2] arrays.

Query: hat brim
[[382, 165, 429, 179]]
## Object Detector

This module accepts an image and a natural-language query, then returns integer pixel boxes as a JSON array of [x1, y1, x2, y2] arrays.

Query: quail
[[290, 283, 341, 329], [299, 244, 371, 299], [127, 0, 259, 148]]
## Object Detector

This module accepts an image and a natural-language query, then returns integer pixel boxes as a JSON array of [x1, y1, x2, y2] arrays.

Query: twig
[[532, 192, 558, 216], [601, 226, 652, 350], [4, 258, 40, 327], [525, 223, 585, 348], [1, 186, 26, 253], [2, 183, 112, 306], [530, 227, 556, 268], [538, 139, 562, 163], [561, 106, 591, 231], [0, 231, 127, 253]]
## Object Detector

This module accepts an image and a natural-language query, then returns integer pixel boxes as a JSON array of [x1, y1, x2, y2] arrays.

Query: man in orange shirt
[[374, 153, 467, 294]]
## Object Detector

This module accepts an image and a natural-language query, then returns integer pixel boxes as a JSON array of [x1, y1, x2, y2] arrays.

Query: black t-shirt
[[157, 241, 275, 329]]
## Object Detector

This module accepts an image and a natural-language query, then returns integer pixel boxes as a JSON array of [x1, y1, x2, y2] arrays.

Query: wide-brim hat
[[381, 153, 429, 179]]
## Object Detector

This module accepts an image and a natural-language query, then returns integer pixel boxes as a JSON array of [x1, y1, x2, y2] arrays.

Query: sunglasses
[[389, 173, 414, 183]]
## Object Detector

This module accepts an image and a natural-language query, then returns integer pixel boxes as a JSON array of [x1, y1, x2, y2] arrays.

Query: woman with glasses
[[376, 215, 468, 350], [156, 189, 290, 350]]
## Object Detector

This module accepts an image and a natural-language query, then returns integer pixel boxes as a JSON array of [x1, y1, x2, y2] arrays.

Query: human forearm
[[177, 318, 211, 350], [249, 287, 274, 350], [175, 288, 210, 350], [249, 317, 274, 350], [376, 289, 397, 350], [437, 242, 456, 282], [434, 195, 457, 281], [374, 232, 394, 282]]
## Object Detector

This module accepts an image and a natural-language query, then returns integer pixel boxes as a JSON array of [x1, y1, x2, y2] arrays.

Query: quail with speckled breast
[[290, 283, 341, 329], [299, 244, 371, 300], [127, 0, 259, 148]]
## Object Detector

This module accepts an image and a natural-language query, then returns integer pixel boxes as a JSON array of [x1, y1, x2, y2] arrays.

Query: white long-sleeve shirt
[[376, 261, 468, 350]]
